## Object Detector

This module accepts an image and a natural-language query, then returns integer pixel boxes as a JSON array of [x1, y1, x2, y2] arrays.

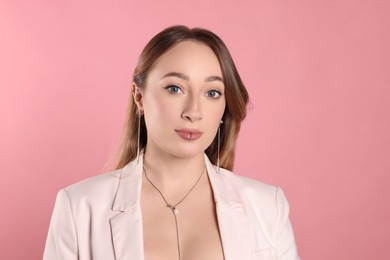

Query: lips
[[175, 128, 203, 141]]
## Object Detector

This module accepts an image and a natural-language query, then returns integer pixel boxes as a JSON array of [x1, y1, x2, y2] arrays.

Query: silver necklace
[[143, 166, 206, 260]]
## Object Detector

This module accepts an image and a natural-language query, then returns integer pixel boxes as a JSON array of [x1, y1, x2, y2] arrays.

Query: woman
[[44, 25, 300, 260]]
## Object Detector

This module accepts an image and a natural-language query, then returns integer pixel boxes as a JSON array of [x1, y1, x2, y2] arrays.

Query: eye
[[165, 85, 183, 94], [206, 90, 222, 99]]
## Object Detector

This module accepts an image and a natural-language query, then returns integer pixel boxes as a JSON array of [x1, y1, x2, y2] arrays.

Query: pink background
[[1, 0, 389, 259]]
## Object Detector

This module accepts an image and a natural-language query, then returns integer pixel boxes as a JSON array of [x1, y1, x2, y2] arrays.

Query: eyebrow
[[161, 72, 224, 83]]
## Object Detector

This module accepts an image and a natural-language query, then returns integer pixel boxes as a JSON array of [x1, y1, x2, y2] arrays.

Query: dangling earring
[[136, 109, 143, 164], [217, 120, 223, 173]]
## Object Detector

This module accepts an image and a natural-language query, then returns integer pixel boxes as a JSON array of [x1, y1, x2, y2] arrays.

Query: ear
[[132, 83, 144, 113]]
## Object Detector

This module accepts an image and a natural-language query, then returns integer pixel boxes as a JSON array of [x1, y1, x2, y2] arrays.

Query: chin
[[167, 143, 206, 159]]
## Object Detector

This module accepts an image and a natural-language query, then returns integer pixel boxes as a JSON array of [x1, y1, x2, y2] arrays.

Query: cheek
[[144, 92, 179, 121], [205, 100, 226, 132], [210, 100, 226, 121]]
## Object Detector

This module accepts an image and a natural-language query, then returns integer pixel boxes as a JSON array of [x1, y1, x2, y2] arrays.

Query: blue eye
[[166, 85, 182, 94], [206, 90, 222, 98]]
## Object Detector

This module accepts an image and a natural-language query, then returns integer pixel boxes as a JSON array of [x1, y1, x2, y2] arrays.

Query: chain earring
[[136, 109, 143, 164], [217, 120, 223, 173]]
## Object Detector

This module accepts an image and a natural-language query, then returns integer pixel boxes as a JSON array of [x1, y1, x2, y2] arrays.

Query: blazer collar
[[111, 153, 143, 212], [112, 152, 245, 211], [110, 153, 145, 259], [111, 152, 243, 211], [203, 153, 241, 205], [110, 151, 252, 260], [204, 154, 253, 260]]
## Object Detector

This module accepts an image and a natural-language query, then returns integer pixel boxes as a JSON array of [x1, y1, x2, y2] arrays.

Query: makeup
[[175, 128, 203, 141]]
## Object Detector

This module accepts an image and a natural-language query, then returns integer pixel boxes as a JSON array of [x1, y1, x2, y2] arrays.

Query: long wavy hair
[[113, 25, 249, 171]]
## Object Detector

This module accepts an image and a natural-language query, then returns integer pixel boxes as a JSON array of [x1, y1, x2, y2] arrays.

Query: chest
[[140, 179, 225, 260]]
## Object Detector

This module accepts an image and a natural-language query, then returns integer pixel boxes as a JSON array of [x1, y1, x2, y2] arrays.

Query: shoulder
[[218, 168, 290, 222], [219, 168, 279, 201], [215, 170, 299, 258], [58, 168, 123, 207]]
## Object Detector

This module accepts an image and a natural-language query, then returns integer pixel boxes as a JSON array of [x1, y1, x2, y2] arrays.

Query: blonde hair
[[113, 25, 249, 171]]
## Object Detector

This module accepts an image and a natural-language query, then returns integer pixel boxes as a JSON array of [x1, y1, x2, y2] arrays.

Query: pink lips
[[175, 128, 203, 141]]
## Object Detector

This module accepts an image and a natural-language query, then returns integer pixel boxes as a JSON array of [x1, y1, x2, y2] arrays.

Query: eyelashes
[[165, 85, 183, 94], [164, 84, 223, 99], [205, 89, 222, 98]]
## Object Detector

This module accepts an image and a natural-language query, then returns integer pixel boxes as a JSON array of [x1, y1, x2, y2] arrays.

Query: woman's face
[[135, 40, 226, 159]]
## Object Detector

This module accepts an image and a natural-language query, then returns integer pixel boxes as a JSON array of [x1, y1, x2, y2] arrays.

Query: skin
[[133, 40, 226, 260]]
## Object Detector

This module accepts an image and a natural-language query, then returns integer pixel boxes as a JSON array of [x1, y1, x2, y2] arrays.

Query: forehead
[[149, 40, 223, 77]]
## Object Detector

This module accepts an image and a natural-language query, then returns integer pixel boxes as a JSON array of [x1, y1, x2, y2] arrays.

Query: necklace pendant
[[174, 208, 179, 214]]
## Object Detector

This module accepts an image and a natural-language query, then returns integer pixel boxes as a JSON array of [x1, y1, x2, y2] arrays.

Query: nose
[[181, 94, 202, 122]]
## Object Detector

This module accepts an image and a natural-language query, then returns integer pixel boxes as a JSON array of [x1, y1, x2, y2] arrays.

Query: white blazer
[[43, 153, 300, 260]]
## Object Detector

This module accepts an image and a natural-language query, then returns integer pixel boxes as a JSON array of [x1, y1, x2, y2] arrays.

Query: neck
[[142, 145, 206, 190]]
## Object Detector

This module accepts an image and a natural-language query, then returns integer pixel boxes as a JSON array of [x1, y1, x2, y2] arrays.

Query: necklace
[[143, 166, 206, 260]]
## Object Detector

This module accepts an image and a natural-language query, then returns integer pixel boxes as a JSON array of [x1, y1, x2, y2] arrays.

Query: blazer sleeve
[[275, 187, 300, 260], [43, 189, 78, 260]]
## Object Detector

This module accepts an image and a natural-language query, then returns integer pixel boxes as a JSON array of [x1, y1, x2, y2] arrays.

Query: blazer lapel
[[205, 155, 253, 260], [110, 157, 144, 260], [109, 154, 253, 260]]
